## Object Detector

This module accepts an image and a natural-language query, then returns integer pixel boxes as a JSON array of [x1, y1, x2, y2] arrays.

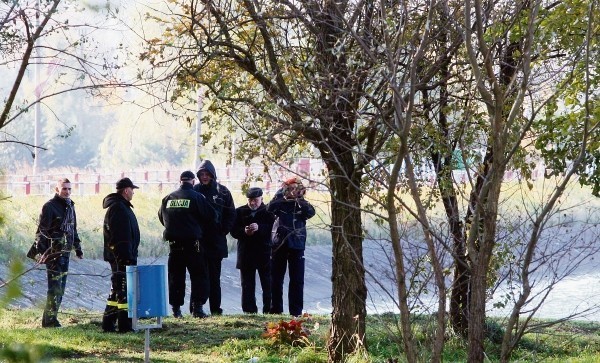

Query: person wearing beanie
[[32, 178, 83, 328], [231, 187, 276, 313], [193, 159, 236, 315], [267, 177, 315, 316], [158, 170, 216, 318], [101, 177, 140, 333]]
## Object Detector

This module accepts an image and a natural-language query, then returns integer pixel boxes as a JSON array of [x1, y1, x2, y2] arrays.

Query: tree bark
[[326, 168, 367, 362]]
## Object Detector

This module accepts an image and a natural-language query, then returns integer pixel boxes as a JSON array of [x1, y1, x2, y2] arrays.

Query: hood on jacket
[[197, 159, 217, 180], [102, 192, 131, 209]]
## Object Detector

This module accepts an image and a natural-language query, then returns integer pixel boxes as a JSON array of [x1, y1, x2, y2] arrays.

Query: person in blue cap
[[231, 187, 276, 313]]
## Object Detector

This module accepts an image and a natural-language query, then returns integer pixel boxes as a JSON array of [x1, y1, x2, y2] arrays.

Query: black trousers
[[42, 255, 70, 326], [271, 245, 305, 316], [240, 262, 271, 313], [206, 252, 223, 314], [102, 261, 132, 332], [168, 242, 209, 313]]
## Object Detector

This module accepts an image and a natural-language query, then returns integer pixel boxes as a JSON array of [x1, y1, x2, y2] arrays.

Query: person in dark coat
[[193, 160, 236, 315], [231, 187, 276, 313], [34, 178, 83, 328], [268, 177, 315, 316], [101, 177, 141, 333], [159, 171, 216, 318]]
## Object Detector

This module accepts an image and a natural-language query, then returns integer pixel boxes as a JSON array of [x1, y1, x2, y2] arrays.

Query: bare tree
[[0, 0, 149, 162]]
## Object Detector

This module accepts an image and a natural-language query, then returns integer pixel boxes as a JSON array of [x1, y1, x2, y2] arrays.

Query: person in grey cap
[[230, 187, 276, 313], [159, 171, 216, 318], [101, 177, 140, 333]]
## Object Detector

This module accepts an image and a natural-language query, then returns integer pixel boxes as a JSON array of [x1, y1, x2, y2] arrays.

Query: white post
[[193, 88, 203, 171], [144, 328, 150, 363], [33, 0, 42, 175]]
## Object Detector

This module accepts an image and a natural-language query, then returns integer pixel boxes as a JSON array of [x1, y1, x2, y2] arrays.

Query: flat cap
[[180, 170, 196, 181], [246, 187, 263, 198], [116, 177, 139, 190]]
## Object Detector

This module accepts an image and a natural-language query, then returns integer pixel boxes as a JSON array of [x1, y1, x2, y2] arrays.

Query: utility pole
[[33, 0, 42, 175], [193, 87, 204, 171]]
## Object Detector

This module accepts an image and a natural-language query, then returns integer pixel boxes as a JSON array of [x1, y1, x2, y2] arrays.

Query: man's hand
[[244, 223, 258, 235]]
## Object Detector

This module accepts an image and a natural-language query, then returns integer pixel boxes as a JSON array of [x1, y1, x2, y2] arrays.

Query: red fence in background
[[0, 160, 327, 196], [0, 160, 547, 197]]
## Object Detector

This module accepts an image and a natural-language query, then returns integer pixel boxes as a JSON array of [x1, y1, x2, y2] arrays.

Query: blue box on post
[[126, 265, 168, 319]]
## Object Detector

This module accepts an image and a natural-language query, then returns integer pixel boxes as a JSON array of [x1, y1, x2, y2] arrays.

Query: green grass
[[1, 308, 600, 362]]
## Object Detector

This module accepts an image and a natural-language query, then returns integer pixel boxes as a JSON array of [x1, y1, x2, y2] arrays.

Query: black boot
[[102, 305, 118, 332], [172, 306, 183, 318], [42, 310, 61, 328], [192, 306, 208, 319], [42, 295, 61, 328], [211, 307, 223, 316], [117, 310, 134, 333]]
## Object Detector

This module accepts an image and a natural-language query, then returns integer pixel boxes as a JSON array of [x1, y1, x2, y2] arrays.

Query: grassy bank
[[0, 191, 332, 262], [1, 308, 600, 362]]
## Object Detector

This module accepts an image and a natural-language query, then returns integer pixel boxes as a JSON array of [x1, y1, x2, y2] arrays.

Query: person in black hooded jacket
[[193, 159, 236, 315], [101, 177, 141, 333]]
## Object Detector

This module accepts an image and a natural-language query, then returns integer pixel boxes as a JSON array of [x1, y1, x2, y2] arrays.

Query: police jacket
[[102, 192, 140, 264], [267, 194, 315, 251], [159, 183, 216, 243], [193, 160, 236, 258], [35, 194, 82, 258], [231, 203, 276, 269]]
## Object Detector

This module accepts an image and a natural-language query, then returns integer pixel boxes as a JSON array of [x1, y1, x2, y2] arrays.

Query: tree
[[140, 0, 599, 362], [0, 0, 147, 170], [138, 0, 417, 359], [375, 0, 600, 361]]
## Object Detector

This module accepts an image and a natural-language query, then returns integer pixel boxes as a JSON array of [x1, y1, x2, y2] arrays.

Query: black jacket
[[158, 183, 216, 242], [102, 193, 140, 263], [35, 194, 82, 259], [194, 160, 236, 258], [267, 193, 315, 251], [231, 203, 275, 269]]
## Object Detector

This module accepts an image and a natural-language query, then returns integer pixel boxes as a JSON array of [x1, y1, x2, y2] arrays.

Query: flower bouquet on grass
[[263, 314, 314, 346]]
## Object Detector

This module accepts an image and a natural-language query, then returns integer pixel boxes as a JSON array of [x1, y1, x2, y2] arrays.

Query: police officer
[[231, 187, 276, 313], [159, 171, 216, 318]]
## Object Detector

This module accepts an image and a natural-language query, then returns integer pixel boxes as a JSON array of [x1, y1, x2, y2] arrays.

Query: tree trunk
[[467, 260, 487, 363], [327, 171, 367, 362]]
